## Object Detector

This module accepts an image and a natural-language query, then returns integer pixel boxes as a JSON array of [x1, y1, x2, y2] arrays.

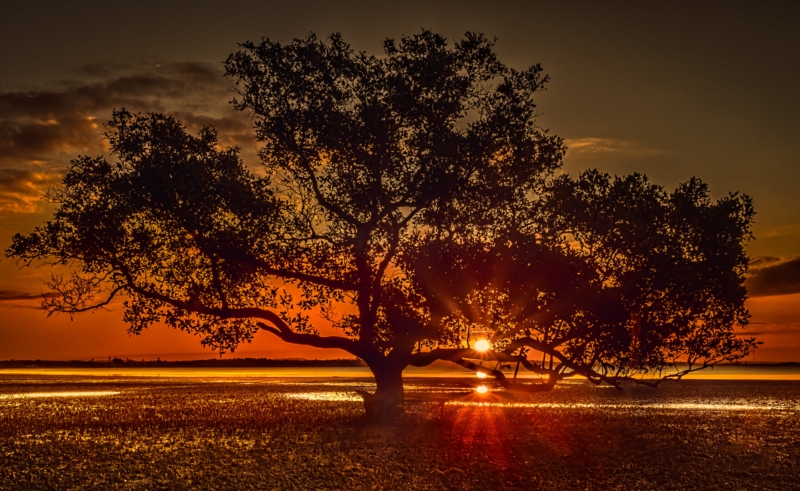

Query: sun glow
[[475, 385, 489, 394], [474, 339, 491, 352], [476, 371, 487, 379]]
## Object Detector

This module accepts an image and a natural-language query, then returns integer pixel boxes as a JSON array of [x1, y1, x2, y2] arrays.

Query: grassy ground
[[0, 377, 798, 490]]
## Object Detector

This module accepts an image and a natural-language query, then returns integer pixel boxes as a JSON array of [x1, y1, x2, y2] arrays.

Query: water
[[1, 362, 799, 380], [2, 370, 799, 412], [1, 373, 798, 490]]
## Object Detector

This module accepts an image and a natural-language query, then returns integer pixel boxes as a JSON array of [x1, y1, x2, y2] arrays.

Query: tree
[[405, 170, 756, 388], [7, 31, 756, 422]]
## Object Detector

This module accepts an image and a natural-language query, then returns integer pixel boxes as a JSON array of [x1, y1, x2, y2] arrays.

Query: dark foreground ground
[[1, 376, 798, 490]]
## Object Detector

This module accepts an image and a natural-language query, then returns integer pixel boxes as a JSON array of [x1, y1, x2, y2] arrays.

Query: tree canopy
[[8, 31, 756, 421]]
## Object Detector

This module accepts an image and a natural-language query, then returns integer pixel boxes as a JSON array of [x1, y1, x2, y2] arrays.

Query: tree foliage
[[8, 31, 756, 420]]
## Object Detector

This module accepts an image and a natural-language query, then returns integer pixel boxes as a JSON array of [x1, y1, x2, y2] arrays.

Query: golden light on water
[[0, 391, 119, 400], [476, 385, 489, 394], [476, 371, 487, 379], [284, 392, 363, 402], [445, 401, 798, 411], [474, 339, 491, 352]]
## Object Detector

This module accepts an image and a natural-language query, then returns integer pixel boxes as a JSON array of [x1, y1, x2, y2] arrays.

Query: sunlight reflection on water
[[445, 401, 798, 411], [282, 391, 799, 411], [0, 391, 119, 400], [285, 392, 363, 402]]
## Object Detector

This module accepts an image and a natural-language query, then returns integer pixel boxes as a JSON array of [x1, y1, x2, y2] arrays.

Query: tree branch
[[256, 322, 364, 356], [122, 278, 364, 357], [261, 263, 358, 291], [45, 284, 124, 315], [296, 153, 361, 228]]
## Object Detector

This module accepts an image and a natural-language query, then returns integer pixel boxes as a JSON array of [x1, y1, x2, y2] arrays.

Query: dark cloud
[[747, 256, 800, 297], [171, 62, 222, 83], [0, 62, 230, 120], [171, 112, 256, 150], [0, 290, 56, 302], [0, 61, 256, 213], [0, 117, 104, 161], [739, 323, 800, 336]]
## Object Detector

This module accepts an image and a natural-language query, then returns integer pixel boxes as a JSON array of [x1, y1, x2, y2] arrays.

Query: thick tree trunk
[[357, 363, 405, 423]]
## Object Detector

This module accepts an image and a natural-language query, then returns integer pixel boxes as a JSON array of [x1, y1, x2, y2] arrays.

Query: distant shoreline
[[0, 358, 367, 368], [0, 359, 795, 369]]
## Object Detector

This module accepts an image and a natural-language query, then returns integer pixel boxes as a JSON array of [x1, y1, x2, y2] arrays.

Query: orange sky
[[1, 293, 795, 362], [1, 1, 798, 361]]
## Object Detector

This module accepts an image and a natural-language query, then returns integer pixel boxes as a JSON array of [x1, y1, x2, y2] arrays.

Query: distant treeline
[[0, 358, 367, 368], [1, 359, 796, 369]]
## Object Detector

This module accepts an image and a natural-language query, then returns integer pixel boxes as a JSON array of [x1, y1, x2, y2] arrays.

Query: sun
[[474, 339, 491, 352], [476, 371, 487, 379], [476, 385, 489, 394]]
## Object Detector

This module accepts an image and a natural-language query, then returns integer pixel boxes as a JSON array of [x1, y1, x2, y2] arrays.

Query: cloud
[[0, 290, 59, 310], [0, 168, 62, 213], [739, 323, 800, 336], [171, 111, 257, 150], [0, 61, 255, 214], [746, 256, 800, 297], [0, 290, 56, 302], [0, 62, 229, 120], [0, 117, 105, 161], [564, 137, 662, 157]]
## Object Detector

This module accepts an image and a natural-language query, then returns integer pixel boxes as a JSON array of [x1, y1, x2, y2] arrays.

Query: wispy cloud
[[0, 168, 61, 213], [0, 290, 60, 310], [0, 290, 56, 302], [740, 322, 800, 336], [564, 137, 662, 157], [746, 256, 800, 297], [0, 61, 254, 214]]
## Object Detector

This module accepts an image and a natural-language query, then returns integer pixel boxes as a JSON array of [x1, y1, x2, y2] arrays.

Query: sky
[[0, 1, 798, 362]]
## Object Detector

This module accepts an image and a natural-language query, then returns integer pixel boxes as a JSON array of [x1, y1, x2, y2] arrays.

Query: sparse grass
[[1, 377, 798, 490]]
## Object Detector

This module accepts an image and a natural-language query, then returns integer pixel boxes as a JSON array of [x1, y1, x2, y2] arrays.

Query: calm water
[[2, 363, 800, 416], [1, 362, 799, 380], [2, 373, 799, 490], [1, 364, 799, 413]]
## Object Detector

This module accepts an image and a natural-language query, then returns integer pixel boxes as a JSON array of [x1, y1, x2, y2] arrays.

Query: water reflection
[[445, 401, 798, 411], [282, 392, 797, 411], [285, 392, 363, 402], [0, 391, 119, 400]]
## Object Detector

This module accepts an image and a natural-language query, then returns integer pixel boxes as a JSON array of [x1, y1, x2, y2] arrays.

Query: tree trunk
[[357, 363, 405, 423]]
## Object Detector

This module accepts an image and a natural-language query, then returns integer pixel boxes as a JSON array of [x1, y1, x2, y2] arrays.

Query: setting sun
[[476, 385, 489, 394], [474, 339, 491, 352]]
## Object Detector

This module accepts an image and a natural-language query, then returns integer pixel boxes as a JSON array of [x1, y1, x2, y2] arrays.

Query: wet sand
[[1, 376, 798, 490]]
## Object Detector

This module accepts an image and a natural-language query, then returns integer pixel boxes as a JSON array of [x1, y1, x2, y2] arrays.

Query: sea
[[0, 361, 798, 380], [3, 362, 798, 489]]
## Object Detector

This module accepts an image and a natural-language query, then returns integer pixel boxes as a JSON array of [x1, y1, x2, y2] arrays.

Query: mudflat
[[1, 376, 798, 490]]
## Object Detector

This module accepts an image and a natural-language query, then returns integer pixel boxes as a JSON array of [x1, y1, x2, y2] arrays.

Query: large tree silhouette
[[8, 31, 756, 421]]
